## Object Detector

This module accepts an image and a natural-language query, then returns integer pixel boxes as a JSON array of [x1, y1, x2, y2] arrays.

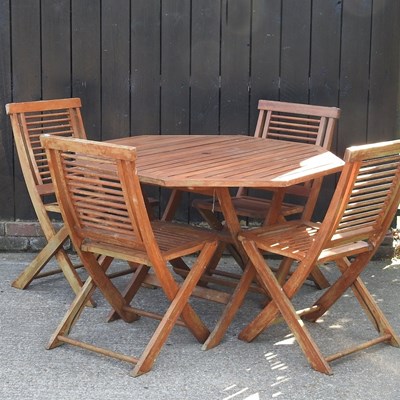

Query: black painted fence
[[0, 0, 399, 223]]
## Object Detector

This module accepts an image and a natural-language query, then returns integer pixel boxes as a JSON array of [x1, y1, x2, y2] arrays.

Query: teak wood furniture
[[5, 99, 89, 296], [5, 98, 158, 296], [109, 134, 344, 308], [193, 100, 340, 223], [191, 100, 340, 289], [203, 139, 400, 374], [41, 135, 218, 377]]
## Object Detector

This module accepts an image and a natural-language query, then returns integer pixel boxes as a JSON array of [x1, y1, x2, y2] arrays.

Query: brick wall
[[0, 221, 72, 252]]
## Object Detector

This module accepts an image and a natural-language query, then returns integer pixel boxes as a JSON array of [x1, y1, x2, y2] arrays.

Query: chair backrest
[[255, 100, 340, 150], [241, 100, 341, 217], [41, 136, 160, 259], [6, 98, 86, 196], [320, 139, 400, 254]]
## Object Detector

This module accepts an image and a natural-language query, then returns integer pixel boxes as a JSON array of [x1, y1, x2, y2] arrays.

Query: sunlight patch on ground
[[274, 336, 296, 345], [328, 324, 343, 329], [222, 384, 250, 400], [264, 351, 290, 372], [383, 259, 400, 270], [243, 394, 260, 400], [271, 376, 291, 387]]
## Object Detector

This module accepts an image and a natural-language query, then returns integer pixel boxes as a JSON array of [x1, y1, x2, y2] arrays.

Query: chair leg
[[308, 267, 330, 290], [275, 257, 295, 285], [53, 248, 87, 294], [48, 256, 121, 349], [131, 241, 218, 376], [47, 276, 97, 349], [77, 252, 140, 323], [196, 206, 247, 267], [239, 258, 313, 343], [273, 256, 330, 289], [161, 189, 182, 222], [11, 225, 95, 306], [196, 207, 224, 231], [152, 242, 218, 344], [306, 257, 400, 347], [350, 275, 400, 347], [12, 226, 69, 289], [238, 240, 332, 374], [302, 253, 372, 322], [106, 264, 151, 322], [202, 262, 257, 350]]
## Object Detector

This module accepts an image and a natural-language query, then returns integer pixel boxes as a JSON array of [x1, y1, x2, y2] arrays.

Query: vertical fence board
[[11, 0, 42, 220], [161, 0, 191, 220], [101, 0, 131, 141], [71, 0, 101, 140], [41, 0, 71, 99], [131, 0, 161, 135], [191, 0, 220, 134], [310, 0, 342, 219], [189, 0, 221, 222], [0, 0, 14, 219], [10, 1, 41, 101], [220, 0, 251, 134], [250, 0, 281, 133], [338, 0, 372, 157], [310, 0, 341, 111], [161, 0, 191, 134], [368, 0, 400, 142], [131, 0, 162, 213], [280, 0, 311, 103]]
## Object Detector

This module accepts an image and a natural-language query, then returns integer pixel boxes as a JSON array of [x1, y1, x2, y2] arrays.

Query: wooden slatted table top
[[111, 135, 344, 188]]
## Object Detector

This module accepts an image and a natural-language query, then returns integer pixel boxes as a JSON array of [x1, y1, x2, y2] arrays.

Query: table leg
[[215, 188, 248, 266]]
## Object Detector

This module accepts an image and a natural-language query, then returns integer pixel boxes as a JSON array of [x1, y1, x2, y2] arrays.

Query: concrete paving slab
[[0, 253, 399, 400]]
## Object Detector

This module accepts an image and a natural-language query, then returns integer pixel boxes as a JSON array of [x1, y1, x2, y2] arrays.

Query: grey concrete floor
[[0, 253, 399, 400]]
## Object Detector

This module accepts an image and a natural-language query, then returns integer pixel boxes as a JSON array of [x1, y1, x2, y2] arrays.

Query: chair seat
[[240, 220, 371, 262], [82, 221, 217, 264], [193, 195, 305, 219], [239, 221, 319, 259]]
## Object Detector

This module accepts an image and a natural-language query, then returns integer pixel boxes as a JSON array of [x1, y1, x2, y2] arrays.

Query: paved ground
[[0, 253, 399, 400]]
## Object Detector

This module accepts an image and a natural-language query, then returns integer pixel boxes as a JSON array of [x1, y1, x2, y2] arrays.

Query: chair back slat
[[323, 140, 400, 249], [6, 98, 86, 188], [42, 136, 154, 253], [255, 100, 340, 149], [245, 100, 341, 212]]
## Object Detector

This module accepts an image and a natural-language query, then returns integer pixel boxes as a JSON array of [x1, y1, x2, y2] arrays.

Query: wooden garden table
[[111, 134, 344, 262]]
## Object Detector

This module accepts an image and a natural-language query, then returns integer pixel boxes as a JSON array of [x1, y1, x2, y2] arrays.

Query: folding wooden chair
[[41, 135, 218, 376], [6, 98, 158, 295], [5, 98, 90, 295], [204, 139, 400, 374], [192, 100, 340, 288]]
